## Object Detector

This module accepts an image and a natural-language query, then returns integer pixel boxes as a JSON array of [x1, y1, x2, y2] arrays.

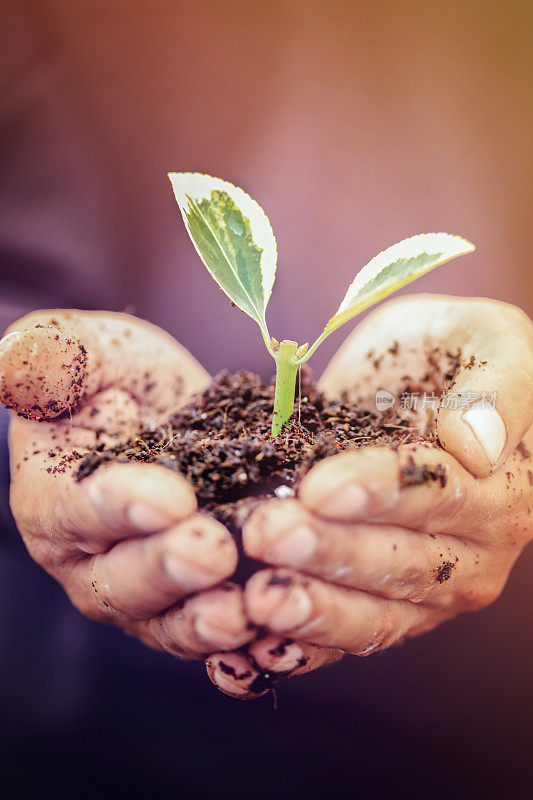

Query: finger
[[0, 326, 87, 420], [73, 515, 237, 621], [206, 639, 342, 699], [245, 568, 432, 653], [80, 463, 199, 547], [206, 652, 265, 698], [319, 293, 460, 401], [298, 441, 533, 540], [298, 445, 476, 536], [13, 462, 198, 559], [0, 310, 208, 422], [319, 294, 478, 416], [244, 499, 493, 605], [319, 295, 533, 478], [143, 583, 253, 659], [436, 302, 533, 476], [248, 635, 342, 676]]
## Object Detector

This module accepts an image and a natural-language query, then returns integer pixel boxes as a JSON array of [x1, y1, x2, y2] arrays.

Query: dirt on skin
[[75, 368, 443, 530], [399, 455, 447, 489], [72, 366, 453, 697], [0, 325, 88, 420]]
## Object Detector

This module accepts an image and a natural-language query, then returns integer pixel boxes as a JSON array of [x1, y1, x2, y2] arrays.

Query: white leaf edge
[[298, 232, 475, 363], [168, 172, 278, 315], [335, 232, 475, 317]]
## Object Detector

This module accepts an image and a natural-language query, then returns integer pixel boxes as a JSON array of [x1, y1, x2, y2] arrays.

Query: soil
[[76, 368, 440, 533], [435, 560, 456, 583], [399, 456, 447, 489], [75, 368, 448, 696]]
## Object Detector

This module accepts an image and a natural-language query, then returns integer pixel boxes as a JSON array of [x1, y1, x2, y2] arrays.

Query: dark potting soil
[[76, 369, 446, 695], [75, 369, 440, 532], [72, 367, 452, 695]]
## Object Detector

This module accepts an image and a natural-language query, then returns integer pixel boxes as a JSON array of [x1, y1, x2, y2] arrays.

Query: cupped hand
[[322, 294, 533, 478], [1, 310, 254, 661], [216, 295, 533, 697]]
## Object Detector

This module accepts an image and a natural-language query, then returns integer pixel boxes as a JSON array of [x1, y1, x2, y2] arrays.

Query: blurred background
[[1, 0, 533, 797]]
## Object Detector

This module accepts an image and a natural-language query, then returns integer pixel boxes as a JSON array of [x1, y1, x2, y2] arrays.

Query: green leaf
[[168, 173, 277, 341], [324, 233, 475, 334]]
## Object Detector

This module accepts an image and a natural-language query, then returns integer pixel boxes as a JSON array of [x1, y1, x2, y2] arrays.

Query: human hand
[[321, 294, 533, 478], [1, 310, 253, 661], [215, 295, 533, 697]]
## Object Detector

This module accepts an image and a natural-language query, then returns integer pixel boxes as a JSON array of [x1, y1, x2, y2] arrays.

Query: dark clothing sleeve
[[0, 407, 19, 550]]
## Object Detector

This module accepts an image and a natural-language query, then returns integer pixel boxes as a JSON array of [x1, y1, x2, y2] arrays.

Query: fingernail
[[315, 483, 369, 520], [265, 526, 317, 567], [270, 642, 306, 673], [194, 618, 242, 649], [356, 643, 381, 657], [462, 401, 507, 465], [0, 329, 22, 357], [213, 670, 250, 698], [268, 586, 312, 632], [126, 501, 174, 531], [208, 656, 255, 697], [88, 480, 180, 532], [163, 554, 215, 590]]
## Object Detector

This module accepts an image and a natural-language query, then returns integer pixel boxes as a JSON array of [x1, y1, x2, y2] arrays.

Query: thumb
[[437, 305, 533, 477], [0, 325, 88, 420], [0, 309, 209, 423]]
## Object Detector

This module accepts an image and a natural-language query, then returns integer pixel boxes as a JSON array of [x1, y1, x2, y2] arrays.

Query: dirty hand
[[0, 310, 254, 661], [217, 295, 533, 697]]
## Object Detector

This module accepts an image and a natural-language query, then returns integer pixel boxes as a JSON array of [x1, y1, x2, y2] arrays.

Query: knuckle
[[427, 468, 466, 528], [394, 566, 432, 603], [20, 534, 50, 568], [353, 629, 384, 656], [88, 558, 133, 620], [67, 582, 109, 623], [74, 595, 106, 622], [86, 579, 119, 619], [148, 607, 195, 659], [378, 605, 403, 647], [436, 574, 503, 613], [124, 621, 162, 652], [355, 604, 402, 656], [466, 579, 504, 611], [23, 530, 73, 575], [397, 449, 467, 527]]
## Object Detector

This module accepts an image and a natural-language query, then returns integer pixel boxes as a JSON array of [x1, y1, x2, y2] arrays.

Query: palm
[[3, 310, 252, 668]]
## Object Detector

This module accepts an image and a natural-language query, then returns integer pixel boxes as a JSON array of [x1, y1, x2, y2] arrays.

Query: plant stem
[[271, 340, 299, 436]]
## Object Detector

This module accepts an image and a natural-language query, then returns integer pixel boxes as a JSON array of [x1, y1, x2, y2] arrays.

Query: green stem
[[271, 340, 299, 436], [295, 329, 328, 365]]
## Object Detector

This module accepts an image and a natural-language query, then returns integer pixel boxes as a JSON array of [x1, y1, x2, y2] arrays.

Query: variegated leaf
[[168, 172, 277, 339], [324, 233, 475, 334]]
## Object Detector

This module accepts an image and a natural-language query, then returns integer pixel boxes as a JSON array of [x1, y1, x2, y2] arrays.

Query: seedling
[[169, 173, 474, 436]]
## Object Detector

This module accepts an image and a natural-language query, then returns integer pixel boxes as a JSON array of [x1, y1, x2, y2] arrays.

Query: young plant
[[169, 172, 475, 436]]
